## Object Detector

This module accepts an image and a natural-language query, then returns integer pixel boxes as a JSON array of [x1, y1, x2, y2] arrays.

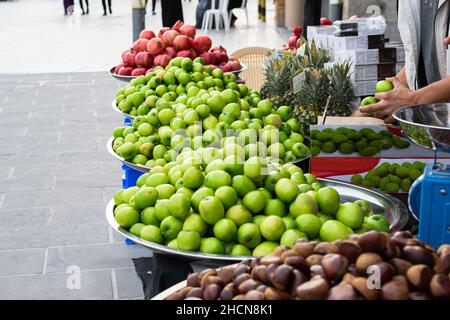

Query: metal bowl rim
[[393, 104, 450, 132]]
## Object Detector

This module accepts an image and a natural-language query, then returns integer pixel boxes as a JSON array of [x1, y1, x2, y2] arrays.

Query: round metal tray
[[111, 99, 137, 121], [106, 178, 409, 262], [107, 137, 311, 174], [109, 66, 136, 82]]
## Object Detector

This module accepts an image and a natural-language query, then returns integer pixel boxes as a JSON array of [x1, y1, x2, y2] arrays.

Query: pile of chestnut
[[165, 231, 450, 300]]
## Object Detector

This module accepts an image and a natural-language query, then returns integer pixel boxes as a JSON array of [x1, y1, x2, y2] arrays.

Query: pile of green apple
[[112, 152, 390, 257], [111, 57, 309, 167]]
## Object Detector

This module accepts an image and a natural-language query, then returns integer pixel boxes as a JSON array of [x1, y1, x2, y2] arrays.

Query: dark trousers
[[79, 0, 89, 13], [161, 0, 184, 27], [102, 0, 112, 14], [303, 0, 321, 39], [63, 0, 74, 14]]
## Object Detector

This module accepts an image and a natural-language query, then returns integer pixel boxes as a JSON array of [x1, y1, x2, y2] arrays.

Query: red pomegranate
[[158, 27, 170, 38], [288, 35, 299, 48], [199, 51, 216, 65], [219, 62, 232, 72], [177, 49, 196, 59], [139, 29, 156, 40], [172, 20, 184, 32], [133, 38, 149, 53], [213, 50, 228, 64], [173, 35, 193, 51], [293, 26, 303, 37], [162, 30, 179, 47], [131, 68, 147, 77], [228, 59, 241, 71], [145, 68, 154, 75], [165, 47, 177, 59], [193, 35, 212, 53], [180, 24, 196, 39], [209, 64, 219, 70], [154, 54, 171, 67], [114, 63, 124, 74], [296, 38, 301, 48], [211, 45, 227, 53], [320, 17, 333, 25], [147, 37, 166, 56], [118, 66, 133, 76], [135, 52, 154, 68], [122, 51, 137, 67]]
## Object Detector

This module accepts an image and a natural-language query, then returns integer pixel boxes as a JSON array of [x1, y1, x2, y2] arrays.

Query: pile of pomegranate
[[282, 18, 333, 53], [114, 20, 242, 77]]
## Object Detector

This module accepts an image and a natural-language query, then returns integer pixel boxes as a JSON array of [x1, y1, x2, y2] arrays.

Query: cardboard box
[[352, 80, 378, 96], [307, 25, 336, 40], [333, 49, 379, 65], [329, 35, 369, 51]]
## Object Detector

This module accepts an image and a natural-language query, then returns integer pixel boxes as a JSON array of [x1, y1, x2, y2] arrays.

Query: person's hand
[[352, 108, 371, 117], [358, 77, 417, 124], [445, 37, 450, 46]]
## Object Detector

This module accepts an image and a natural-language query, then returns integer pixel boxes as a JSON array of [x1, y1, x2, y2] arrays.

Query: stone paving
[[0, 72, 150, 299]]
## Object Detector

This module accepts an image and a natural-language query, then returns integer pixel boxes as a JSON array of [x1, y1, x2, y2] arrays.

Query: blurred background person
[[63, 0, 74, 15], [145, 0, 157, 15], [102, 0, 112, 16], [228, 0, 243, 27], [79, 0, 89, 15], [161, 0, 183, 27]]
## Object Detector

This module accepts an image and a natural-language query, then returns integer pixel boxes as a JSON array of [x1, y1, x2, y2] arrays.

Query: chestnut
[[391, 258, 413, 275], [321, 254, 349, 281], [269, 264, 293, 290], [232, 294, 246, 300], [200, 276, 223, 288], [184, 297, 202, 300], [437, 244, 450, 256], [382, 239, 401, 260], [251, 265, 268, 283], [402, 245, 435, 268], [273, 245, 289, 256], [199, 270, 217, 287], [306, 254, 323, 266], [280, 249, 299, 261], [351, 277, 379, 300], [355, 252, 383, 274], [336, 240, 362, 264], [233, 264, 250, 278], [244, 290, 264, 300], [238, 279, 260, 294], [250, 257, 261, 269], [186, 287, 203, 299], [314, 242, 339, 254], [406, 264, 434, 291], [409, 291, 431, 300], [217, 267, 234, 284], [256, 284, 268, 293], [293, 242, 315, 258], [310, 265, 325, 278], [357, 231, 388, 253], [288, 269, 308, 296], [203, 283, 222, 300], [186, 272, 200, 287], [260, 254, 281, 266], [233, 273, 251, 288], [264, 287, 290, 300], [327, 281, 358, 300], [220, 283, 238, 300], [284, 255, 309, 273], [166, 286, 192, 300], [434, 250, 450, 274], [430, 274, 450, 299], [296, 277, 330, 300], [381, 278, 410, 300]]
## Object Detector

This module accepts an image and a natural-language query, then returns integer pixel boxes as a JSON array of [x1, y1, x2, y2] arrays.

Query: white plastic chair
[[201, 0, 230, 33], [231, 0, 249, 27]]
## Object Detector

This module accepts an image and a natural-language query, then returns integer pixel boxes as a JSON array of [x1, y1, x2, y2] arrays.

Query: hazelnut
[[203, 284, 221, 300], [186, 272, 200, 287], [336, 240, 362, 264], [238, 279, 260, 294], [233, 273, 251, 288], [327, 281, 358, 300], [430, 274, 450, 299], [244, 290, 264, 300], [322, 254, 349, 281], [284, 255, 309, 273], [269, 264, 293, 290], [306, 254, 323, 266], [381, 278, 410, 300], [219, 283, 238, 300], [293, 242, 315, 258], [233, 264, 250, 278], [260, 254, 281, 266], [310, 265, 325, 278], [409, 291, 431, 300], [434, 250, 450, 274], [264, 287, 290, 300], [402, 245, 435, 268], [391, 258, 413, 275], [314, 242, 339, 254], [406, 264, 434, 291], [186, 287, 203, 299], [296, 277, 330, 300], [357, 231, 388, 253], [355, 252, 383, 274], [351, 277, 379, 300], [217, 267, 234, 284]]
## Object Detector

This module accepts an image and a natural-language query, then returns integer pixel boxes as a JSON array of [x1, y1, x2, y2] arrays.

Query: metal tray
[[109, 66, 136, 82], [111, 99, 137, 121], [106, 178, 409, 263], [107, 137, 311, 174]]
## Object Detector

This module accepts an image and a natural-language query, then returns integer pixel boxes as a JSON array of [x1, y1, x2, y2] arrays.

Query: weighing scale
[[393, 103, 450, 248]]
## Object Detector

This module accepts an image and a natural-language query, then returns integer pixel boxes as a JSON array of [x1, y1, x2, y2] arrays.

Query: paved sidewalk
[[0, 0, 288, 73], [0, 72, 150, 299]]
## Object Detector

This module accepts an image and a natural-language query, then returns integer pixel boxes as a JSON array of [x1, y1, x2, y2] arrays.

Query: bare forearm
[[412, 76, 450, 105]]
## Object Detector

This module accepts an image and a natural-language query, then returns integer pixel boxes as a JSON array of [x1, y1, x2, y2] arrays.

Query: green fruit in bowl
[[365, 214, 390, 232], [335, 202, 364, 229], [319, 220, 351, 242], [259, 215, 286, 241], [252, 241, 278, 256]]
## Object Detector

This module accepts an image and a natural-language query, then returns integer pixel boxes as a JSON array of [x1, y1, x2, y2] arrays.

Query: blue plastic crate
[[122, 164, 144, 188], [124, 117, 132, 127]]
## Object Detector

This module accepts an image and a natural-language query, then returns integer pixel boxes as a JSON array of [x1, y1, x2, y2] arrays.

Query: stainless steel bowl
[[109, 66, 137, 82], [230, 63, 248, 76], [111, 99, 137, 121], [106, 178, 408, 263], [393, 104, 450, 152]]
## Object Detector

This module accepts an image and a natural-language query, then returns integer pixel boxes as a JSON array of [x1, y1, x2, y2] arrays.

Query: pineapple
[[327, 60, 354, 116]]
